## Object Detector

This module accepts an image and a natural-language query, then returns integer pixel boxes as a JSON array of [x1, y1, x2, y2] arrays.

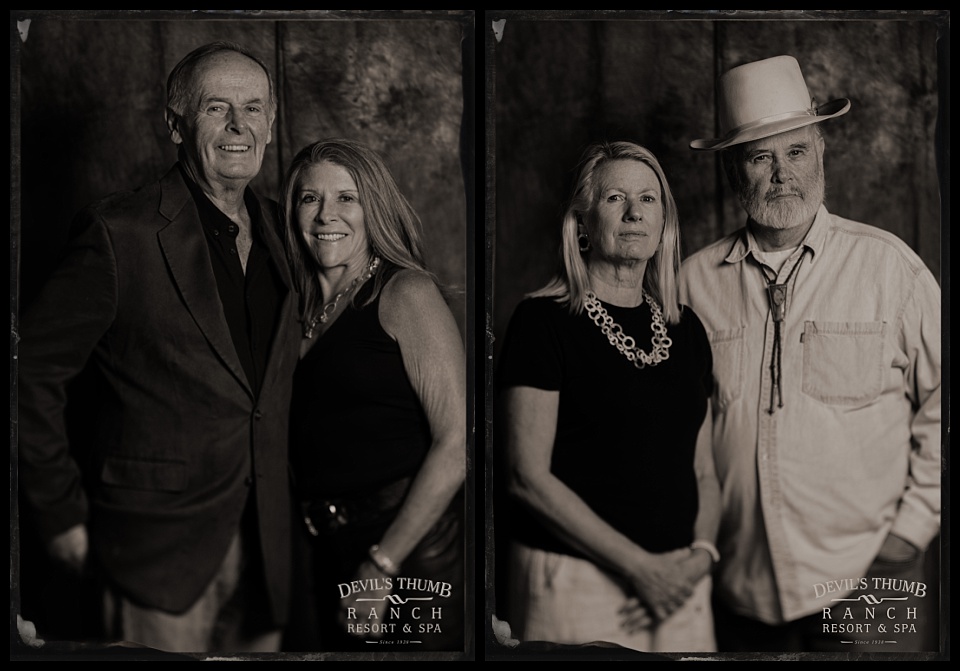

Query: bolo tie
[[763, 254, 804, 414]]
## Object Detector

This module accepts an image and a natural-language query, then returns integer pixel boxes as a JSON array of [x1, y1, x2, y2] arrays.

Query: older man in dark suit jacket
[[18, 42, 301, 653]]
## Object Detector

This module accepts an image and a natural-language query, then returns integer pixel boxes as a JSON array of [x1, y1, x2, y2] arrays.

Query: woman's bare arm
[[503, 384, 694, 620]]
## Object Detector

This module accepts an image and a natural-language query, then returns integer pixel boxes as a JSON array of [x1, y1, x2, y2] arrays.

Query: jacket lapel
[[252, 192, 300, 394], [156, 165, 253, 396], [254, 195, 293, 294]]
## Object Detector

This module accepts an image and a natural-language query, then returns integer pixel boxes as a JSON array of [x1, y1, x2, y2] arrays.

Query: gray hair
[[166, 41, 277, 119], [721, 123, 824, 193]]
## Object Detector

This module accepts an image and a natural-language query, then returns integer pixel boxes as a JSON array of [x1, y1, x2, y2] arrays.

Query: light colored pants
[[102, 531, 281, 653], [506, 542, 716, 653]]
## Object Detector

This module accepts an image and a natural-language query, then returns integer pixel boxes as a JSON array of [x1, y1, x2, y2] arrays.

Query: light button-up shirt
[[679, 205, 941, 624]]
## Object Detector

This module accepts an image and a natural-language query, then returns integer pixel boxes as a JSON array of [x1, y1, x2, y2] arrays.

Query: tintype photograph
[[11, 10, 475, 661], [485, 10, 948, 661]]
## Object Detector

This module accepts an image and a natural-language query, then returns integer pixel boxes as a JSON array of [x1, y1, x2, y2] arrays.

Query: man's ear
[[165, 108, 183, 146]]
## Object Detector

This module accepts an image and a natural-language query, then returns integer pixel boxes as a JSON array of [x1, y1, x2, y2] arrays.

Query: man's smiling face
[[167, 50, 274, 193]]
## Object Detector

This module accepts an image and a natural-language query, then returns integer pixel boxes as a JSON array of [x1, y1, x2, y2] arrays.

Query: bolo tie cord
[[769, 319, 784, 414], [765, 255, 804, 414]]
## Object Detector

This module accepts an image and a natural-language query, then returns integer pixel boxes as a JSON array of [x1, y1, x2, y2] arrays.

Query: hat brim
[[689, 98, 851, 151]]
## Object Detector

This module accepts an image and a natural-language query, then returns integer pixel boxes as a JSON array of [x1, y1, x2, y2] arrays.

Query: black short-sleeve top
[[496, 295, 713, 556]]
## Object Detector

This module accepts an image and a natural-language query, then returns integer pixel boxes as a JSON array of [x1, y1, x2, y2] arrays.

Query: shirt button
[[213, 229, 220, 236], [244, 476, 253, 487], [230, 248, 237, 255], [228, 225, 237, 233], [254, 409, 263, 420]]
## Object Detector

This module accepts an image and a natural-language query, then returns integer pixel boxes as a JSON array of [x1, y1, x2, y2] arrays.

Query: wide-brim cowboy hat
[[690, 55, 850, 151]]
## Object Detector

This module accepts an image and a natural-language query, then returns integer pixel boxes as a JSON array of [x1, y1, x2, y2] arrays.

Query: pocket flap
[[801, 320, 885, 406]]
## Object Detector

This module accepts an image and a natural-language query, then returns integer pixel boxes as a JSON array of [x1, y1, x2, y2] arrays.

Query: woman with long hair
[[496, 140, 719, 652], [281, 139, 465, 652]]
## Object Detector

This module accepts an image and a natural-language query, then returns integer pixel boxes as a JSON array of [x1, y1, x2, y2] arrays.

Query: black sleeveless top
[[290, 276, 432, 498]]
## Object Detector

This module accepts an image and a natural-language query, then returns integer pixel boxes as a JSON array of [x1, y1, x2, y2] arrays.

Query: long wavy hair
[[529, 140, 683, 324], [280, 138, 437, 323]]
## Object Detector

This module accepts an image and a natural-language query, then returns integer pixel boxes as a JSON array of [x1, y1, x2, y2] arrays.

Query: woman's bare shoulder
[[379, 269, 454, 339], [382, 268, 441, 303]]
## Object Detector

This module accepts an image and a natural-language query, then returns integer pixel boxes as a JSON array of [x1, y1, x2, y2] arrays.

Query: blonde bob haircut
[[529, 140, 683, 324]]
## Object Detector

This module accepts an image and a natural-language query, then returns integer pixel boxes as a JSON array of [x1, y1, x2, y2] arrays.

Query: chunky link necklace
[[584, 290, 672, 368], [303, 255, 381, 339]]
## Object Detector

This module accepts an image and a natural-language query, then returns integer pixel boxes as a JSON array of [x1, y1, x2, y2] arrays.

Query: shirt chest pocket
[[801, 321, 885, 406], [708, 328, 744, 412]]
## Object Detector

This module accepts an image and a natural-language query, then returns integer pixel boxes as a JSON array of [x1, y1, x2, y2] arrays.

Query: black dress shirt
[[182, 167, 285, 396]]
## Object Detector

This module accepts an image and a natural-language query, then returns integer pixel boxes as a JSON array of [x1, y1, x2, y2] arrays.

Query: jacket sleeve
[[18, 207, 119, 542], [890, 264, 941, 550]]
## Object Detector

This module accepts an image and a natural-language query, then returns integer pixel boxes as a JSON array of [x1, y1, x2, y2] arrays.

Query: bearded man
[[678, 55, 941, 652]]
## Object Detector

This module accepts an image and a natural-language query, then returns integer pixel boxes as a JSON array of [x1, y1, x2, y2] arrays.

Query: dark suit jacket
[[18, 164, 301, 624]]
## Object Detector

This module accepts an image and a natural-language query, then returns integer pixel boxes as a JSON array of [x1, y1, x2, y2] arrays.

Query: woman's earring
[[578, 232, 591, 253]]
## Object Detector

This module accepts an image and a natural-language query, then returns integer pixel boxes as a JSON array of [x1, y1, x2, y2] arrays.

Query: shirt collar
[[724, 204, 829, 265], [178, 163, 263, 240]]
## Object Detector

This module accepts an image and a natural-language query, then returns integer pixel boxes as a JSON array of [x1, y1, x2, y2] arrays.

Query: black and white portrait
[[485, 10, 946, 662], [12, 10, 475, 661]]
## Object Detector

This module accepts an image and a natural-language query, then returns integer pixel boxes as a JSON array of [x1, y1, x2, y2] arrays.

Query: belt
[[301, 476, 413, 537]]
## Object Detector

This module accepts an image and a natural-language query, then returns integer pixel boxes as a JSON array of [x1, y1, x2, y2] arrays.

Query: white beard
[[740, 164, 825, 231]]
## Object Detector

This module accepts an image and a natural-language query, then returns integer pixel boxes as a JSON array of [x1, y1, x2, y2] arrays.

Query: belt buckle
[[302, 500, 349, 536], [324, 500, 349, 531]]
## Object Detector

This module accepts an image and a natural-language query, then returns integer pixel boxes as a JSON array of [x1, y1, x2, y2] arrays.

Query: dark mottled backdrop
[[11, 10, 474, 652], [491, 15, 942, 357], [17, 13, 471, 337], [486, 10, 947, 659]]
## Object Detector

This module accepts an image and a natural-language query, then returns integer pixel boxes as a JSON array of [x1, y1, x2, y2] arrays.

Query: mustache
[[765, 188, 804, 200]]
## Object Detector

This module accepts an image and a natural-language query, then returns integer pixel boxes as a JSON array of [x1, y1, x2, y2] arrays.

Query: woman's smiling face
[[296, 160, 370, 272]]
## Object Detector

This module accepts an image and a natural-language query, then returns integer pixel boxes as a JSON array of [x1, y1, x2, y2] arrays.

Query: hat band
[[723, 107, 816, 142]]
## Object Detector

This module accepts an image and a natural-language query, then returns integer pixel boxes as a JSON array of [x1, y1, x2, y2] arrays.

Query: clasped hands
[[619, 546, 711, 633]]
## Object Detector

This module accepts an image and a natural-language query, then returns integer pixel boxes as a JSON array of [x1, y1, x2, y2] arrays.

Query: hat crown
[[719, 55, 813, 133]]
